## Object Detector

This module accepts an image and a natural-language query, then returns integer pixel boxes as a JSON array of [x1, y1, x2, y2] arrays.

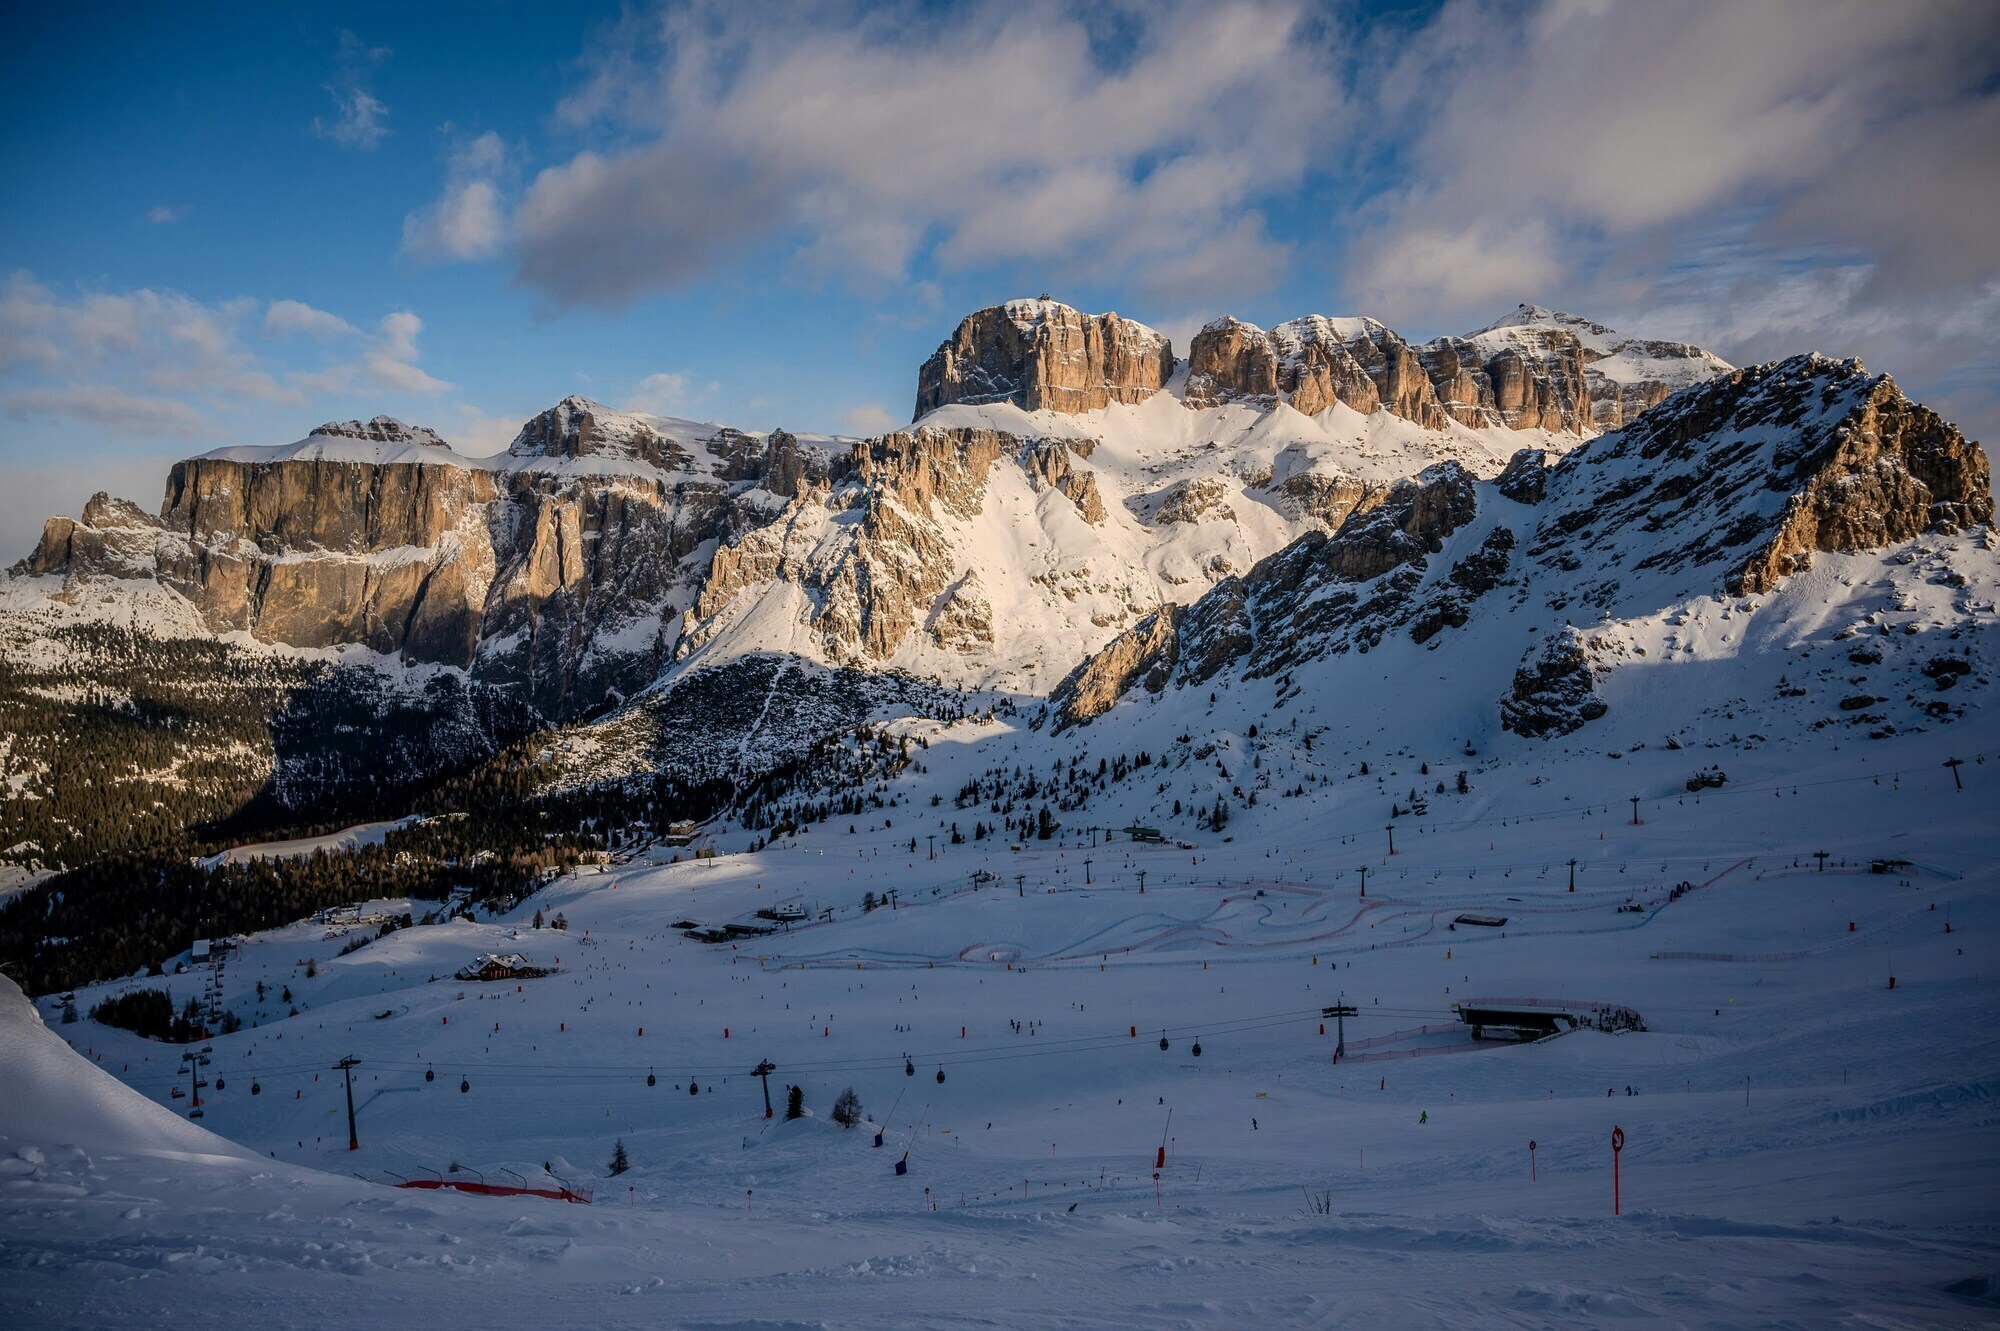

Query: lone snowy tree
[[608, 1138, 629, 1176], [831, 1086, 863, 1128], [785, 1085, 805, 1120]]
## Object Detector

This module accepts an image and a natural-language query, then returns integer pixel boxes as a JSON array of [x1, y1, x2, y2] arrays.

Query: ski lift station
[[1452, 997, 1647, 1042]]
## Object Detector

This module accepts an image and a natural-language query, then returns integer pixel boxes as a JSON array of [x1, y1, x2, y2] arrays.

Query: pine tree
[[785, 1085, 805, 1120], [608, 1138, 629, 1176]]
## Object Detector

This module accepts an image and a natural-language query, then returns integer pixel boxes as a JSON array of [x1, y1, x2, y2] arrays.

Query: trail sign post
[[1611, 1125, 1625, 1215]]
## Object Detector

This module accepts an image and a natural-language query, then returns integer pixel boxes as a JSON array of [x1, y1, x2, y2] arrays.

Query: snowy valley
[[2, 297, 1997, 1329]]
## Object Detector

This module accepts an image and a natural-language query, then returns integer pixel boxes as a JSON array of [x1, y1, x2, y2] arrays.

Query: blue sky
[[3, 0, 1996, 554]]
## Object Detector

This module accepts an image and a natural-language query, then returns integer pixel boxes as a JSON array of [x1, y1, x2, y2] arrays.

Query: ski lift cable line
[[141, 1005, 1447, 1091]]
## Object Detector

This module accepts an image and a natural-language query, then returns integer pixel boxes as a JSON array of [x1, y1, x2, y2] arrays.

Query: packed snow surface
[[5, 681, 1998, 1325]]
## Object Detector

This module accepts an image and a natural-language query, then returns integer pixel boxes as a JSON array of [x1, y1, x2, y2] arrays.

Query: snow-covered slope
[[1052, 354, 1993, 755], [675, 373, 1593, 697], [0, 974, 255, 1160], [8, 701, 1998, 1328]]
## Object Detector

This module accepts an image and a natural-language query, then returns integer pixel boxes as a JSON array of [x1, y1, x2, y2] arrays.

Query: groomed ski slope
[[5, 676, 1998, 1328]]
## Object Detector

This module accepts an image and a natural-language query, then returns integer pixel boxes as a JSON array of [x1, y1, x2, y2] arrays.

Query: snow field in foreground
[[6, 701, 1999, 1328]]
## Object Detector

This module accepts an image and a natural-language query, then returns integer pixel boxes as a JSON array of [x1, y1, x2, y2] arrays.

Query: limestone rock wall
[[1731, 376, 1993, 594], [915, 300, 1173, 417]]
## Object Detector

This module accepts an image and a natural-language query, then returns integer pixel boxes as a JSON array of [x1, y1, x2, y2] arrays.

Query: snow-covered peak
[[1465, 305, 1734, 386], [1270, 315, 1393, 362], [1473, 303, 1610, 337], [195, 417, 481, 467], [999, 297, 1166, 347]]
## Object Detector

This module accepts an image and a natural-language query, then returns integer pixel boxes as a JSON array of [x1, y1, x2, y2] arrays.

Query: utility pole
[[753, 1059, 777, 1119], [1137, 870, 1147, 894], [184, 1051, 201, 1109], [1084, 857, 1093, 885], [1091, 826, 1099, 848], [1814, 850, 1829, 874], [927, 834, 935, 862], [335, 1056, 360, 1150], [1016, 874, 1026, 898], [1944, 757, 1964, 791], [888, 889, 898, 911], [1357, 865, 1368, 898], [1323, 1001, 1357, 1062], [1385, 824, 1396, 856], [1567, 858, 1578, 892], [1629, 796, 1640, 825]]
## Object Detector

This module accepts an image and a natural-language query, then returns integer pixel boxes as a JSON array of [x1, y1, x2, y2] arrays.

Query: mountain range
[[0, 297, 1989, 884]]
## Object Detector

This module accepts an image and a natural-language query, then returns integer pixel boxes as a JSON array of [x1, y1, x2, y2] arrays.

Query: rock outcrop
[[1183, 307, 1730, 437], [1499, 629, 1608, 738], [1053, 461, 1481, 726], [915, 300, 1173, 417], [1494, 449, 1549, 505], [18, 493, 166, 580], [1019, 440, 1106, 523], [1517, 354, 1993, 609], [15, 407, 843, 719], [1727, 369, 1992, 594], [1051, 604, 1183, 727], [684, 426, 1014, 664]]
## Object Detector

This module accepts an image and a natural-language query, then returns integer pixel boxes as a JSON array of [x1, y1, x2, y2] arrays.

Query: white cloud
[[1, 386, 207, 436], [484, 0, 1343, 308], [2, 273, 457, 457], [1349, 0, 2000, 325], [146, 204, 192, 225], [626, 372, 690, 415], [402, 132, 509, 261], [296, 311, 454, 395], [839, 403, 896, 437], [1332, 0, 2000, 444], [362, 312, 453, 394], [448, 403, 526, 457], [263, 299, 359, 340], [1, 272, 299, 407], [314, 30, 392, 150]]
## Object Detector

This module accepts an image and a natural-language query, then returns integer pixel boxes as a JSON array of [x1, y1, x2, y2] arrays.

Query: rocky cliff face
[[1053, 461, 1480, 726], [685, 426, 1014, 664], [915, 300, 1174, 417], [15, 407, 843, 719], [10, 299, 1979, 755], [1185, 307, 1730, 436], [1499, 629, 1608, 738], [1053, 353, 1991, 736], [1517, 354, 1993, 608]]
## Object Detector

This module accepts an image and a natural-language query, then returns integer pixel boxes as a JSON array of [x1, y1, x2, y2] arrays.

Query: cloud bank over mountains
[[2, 0, 1992, 561]]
